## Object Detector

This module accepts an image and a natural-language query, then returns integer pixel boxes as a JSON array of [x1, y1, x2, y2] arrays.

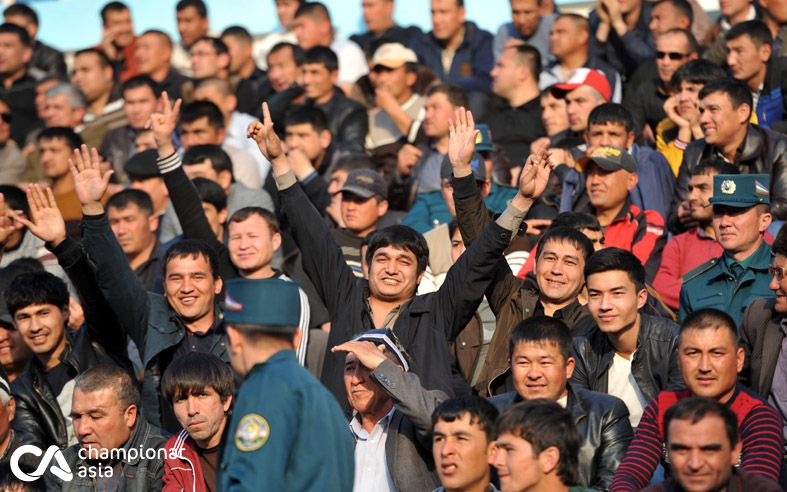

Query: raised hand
[[448, 107, 479, 174], [11, 184, 67, 246], [331, 340, 389, 370], [146, 91, 182, 156], [516, 150, 553, 205], [70, 145, 113, 209], [247, 102, 284, 162]]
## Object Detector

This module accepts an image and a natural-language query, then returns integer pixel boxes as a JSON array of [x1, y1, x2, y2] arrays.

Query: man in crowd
[[571, 248, 682, 427], [3, 3, 65, 78], [653, 161, 735, 310], [494, 0, 556, 62], [135, 29, 190, 101], [221, 26, 268, 98], [190, 37, 258, 116], [0, 275, 32, 385], [44, 365, 167, 490], [98, 1, 138, 82], [266, 42, 303, 95], [0, 97, 25, 185], [488, 316, 633, 490], [679, 174, 773, 325], [431, 396, 499, 492], [71, 48, 127, 148], [253, 0, 299, 69], [333, 329, 447, 491], [0, 23, 41, 147], [642, 397, 783, 492], [553, 68, 612, 141], [350, 0, 422, 54], [161, 353, 233, 491], [0, 372, 20, 465], [219, 278, 354, 489], [172, 0, 210, 77], [590, 0, 654, 79], [39, 127, 89, 233]]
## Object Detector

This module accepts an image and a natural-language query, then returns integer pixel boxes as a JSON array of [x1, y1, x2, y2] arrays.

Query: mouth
[[544, 278, 565, 288], [380, 277, 400, 286], [598, 314, 616, 323], [179, 296, 197, 306], [28, 334, 49, 346], [440, 463, 459, 475]]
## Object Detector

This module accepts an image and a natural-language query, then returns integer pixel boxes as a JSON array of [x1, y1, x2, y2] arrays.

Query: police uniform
[[217, 279, 355, 491], [679, 174, 774, 327]]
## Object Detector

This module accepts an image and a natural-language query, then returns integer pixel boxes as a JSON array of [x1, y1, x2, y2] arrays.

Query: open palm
[[448, 107, 479, 169], [518, 151, 552, 201], [13, 185, 66, 244], [70, 145, 113, 205]]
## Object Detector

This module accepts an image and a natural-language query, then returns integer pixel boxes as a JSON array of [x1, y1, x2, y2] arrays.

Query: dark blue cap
[[710, 174, 770, 207], [223, 278, 301, 332]]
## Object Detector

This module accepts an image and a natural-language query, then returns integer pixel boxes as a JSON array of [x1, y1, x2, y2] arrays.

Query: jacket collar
[[712, 240, 772, 280]]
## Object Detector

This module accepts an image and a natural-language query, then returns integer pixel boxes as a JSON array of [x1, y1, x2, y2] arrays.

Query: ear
[[737, 103, 751, 125], [405, 71, 417, 88], [124, 404, 138, 428], [222, 394, 233, 412], [637, 287, 648, 310], [213, 275, 224, 295], [330, 69, 339, 84], [736, 346, 745, 373], [377, 199, 389, 217], [218, 53, 230, 71], [565, 356, 575, 380], [218, 169, 233, 190], [538, 446, 561, 476], [6, 396, 15, 422], [21, 46, 32, 64], [226, 93, 238, 113], [272, 232, 282, 252], [627, 171, 639, 191], [320, 129, 332, 150], [293, 327, 303, 353], [480, 180, 492, 197], [731, 439, 743, 466], [149, 214, 160, 234], [218, 207, 229, 225], [626, 131, 635, 148], [217, 127, 227, 142], [759, 211, 773, 232], [761, 43, 773, 63]]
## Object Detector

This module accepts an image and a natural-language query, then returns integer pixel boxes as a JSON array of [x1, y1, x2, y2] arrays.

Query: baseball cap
[[339, 169, 388, 200], [440, 152, 487, 182], [371, 43, 418, 69], [352, 328, 410, 371], [578, 146, 637, 173], [123, 149, 160, 180], [222, 278, 302, 332], [552, 68, 612, 102], [709, 174, 771, 207], [475, 124, 494, 152]]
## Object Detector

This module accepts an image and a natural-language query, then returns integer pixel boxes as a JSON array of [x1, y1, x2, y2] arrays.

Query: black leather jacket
[[671, 124, 787, 231], [571, 314, 684, 403], [310, 87, 368, 154], [488, 385, 633, 491]]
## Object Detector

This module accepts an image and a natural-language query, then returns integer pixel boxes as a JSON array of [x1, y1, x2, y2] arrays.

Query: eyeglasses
[[0, 113, 12, 124], [656, 51, 689, 60], [769, 264, 787, 280]]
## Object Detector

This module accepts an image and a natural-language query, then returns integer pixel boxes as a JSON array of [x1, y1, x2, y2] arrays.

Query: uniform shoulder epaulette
[[682, 258, 718, 284]]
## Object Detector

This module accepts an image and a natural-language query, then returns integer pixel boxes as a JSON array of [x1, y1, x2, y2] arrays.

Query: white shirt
[[607, 353, 648, 427], [350, 408, 396, 492], [253, 30, 298, 70], [226, 111, 271, 180], [330, 38, 369, 86]]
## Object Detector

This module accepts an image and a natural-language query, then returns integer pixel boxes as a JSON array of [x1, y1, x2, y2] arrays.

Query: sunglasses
[[656, 51, 689, 60], [0, 113, 12, 124]]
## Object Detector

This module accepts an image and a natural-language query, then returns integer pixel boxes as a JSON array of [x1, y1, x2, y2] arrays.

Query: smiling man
[[611, 308, 784, 491]]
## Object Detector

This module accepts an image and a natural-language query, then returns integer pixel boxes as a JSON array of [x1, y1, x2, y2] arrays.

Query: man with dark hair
[[431, 396, 499, 492], [590, 0, 655, 79], [350, 0, 422, 54], [172, 0, 209, 77], [266, 42, 304, 94], [643, 397, 782, 491], [654, 160, 738, 309], [333, 329, 447, 491], [221, 25, 268, 98], [611, 308, 784, 490], [672, 78, 787, 227], [679, 174, 773, 325], [253, 0, 300, 70], [161, 353, 233, 492], [657, 60, 728, 175], [703, 0, 760, 64], [488, 316, 633, 490], [0, 23, 39, 147], [726, 20, 787, 130], [249, 100, 549, 407], [494, 0, 556, 63], [71, 48, 127, 149], [190, 37, 259, 117], [98, 1, 138, 82], [191, 177, 227, 240], [485, 44, 547, 167], [135, 29, 190, 101], [3, 4, 65, 78], [44, 364, 167, 490], [408, 0, 493, 95], [219, 278, 354, 489], [0, 371, 21, 466], [572, 248, 682, 428]]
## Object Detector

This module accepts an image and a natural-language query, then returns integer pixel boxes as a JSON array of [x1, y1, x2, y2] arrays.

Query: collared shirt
[[768, 319, 787, 450], [350, 408, 396, 492], [416, 145, 447, 193]]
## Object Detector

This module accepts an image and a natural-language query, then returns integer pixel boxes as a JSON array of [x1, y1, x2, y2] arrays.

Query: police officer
[[218, 278, 354, 491], [679, 174, 774, 327]]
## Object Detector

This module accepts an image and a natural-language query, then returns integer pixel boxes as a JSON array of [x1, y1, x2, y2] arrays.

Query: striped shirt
[[611, 386, 784, 491], [277, 272, 310, 365]]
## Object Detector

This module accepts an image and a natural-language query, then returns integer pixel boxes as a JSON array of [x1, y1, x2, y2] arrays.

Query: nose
[[186, 396, 199, 416], [770, 271, 781, 291], [698, 353, 712, 372], [598, 293, 613, 312], [687, 450, 705, 471], [489, 445, 504, 467], [440, 439, 456, 457]]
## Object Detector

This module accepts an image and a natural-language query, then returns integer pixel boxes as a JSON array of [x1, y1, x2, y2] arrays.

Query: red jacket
[[603, 201, 666, 279], [163, 429, 208, 492]]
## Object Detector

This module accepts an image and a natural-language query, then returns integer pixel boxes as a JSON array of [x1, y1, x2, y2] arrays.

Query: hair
[[690, 158, 739, 177], [230, 324, 297, 343], [725, 19, 773, 47], [0, 185, 28, 216], [495, 399, 581, 485], [221, 25, 252, 44], [192, 177, 227, 212], [0, 462, 47, 492], [75, 364, 139, 410], [180, 100, 225, 130], [332, 153, 376, 172], [661, 28, 700, 54], [303, 46, 339, 72], [194, 35, 228, 56], [37, 126, 84, 149], [284, 105, 330, 133], [699, 78, 753, 111], [45, 82, 87, 109], [121, 74, 160, 98], [183, 144, 234, 176], [655, 0, 693, 24], [670, 59, 729, 90], [535, 226, 594, 264], [228, 206, 280, 234], [106, 188, 154, 216], [510, 44, 541, 79], [4, 4, 38, 26], [141, 29, 173, 49], [364, 225, 429, 275], [268, 42, 305, 66], [584, 247, 646, 292], [551, 211, 601, 231], [680, 308, 738, 344], [588, 103, 634, 134], [556, 12, 590, 33], [773, 222, 787, 257], [294, 1, 331, 22], [163, 239, 220, 279], [664, 396, 739, 447], [508, 316, 573, 361], [432, 396, 499, 441], [5, 271, 69, 316], [426, 83, 469, 109], [75, 48, 113, 71], [176, 0, 208, 17], [0, 22, 31, 46], [161, 352, 234, 403], [100, 1, 129, 24]]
